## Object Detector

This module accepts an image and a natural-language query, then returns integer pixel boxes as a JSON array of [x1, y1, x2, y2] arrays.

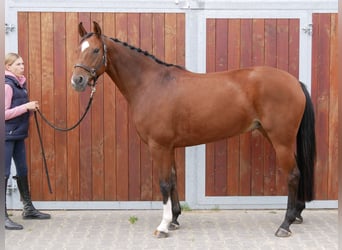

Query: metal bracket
[[5, 23, 16, 34], [302, 24, 312, 36], [175, 0, 204, 9]]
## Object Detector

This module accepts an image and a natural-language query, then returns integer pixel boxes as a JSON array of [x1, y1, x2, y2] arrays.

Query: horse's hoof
[[168, 222, 180, 231], [275, 227, 292, 237], [293, 216, 303, 224], [154, 230, 168, 238]]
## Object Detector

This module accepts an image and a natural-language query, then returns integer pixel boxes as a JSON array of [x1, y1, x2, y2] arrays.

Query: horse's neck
[[105, 41, 159, 103]]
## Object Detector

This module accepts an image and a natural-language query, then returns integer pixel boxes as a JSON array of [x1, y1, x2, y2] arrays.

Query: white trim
[[6, 0, 338, 12]]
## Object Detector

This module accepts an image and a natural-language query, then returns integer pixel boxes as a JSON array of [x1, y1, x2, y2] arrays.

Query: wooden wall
[[205, 15, 338, 200], [311, 13, 338, 200], [18, 12, 186, 201], [205, 18, 299, 197], [17, 12, 338, 202]]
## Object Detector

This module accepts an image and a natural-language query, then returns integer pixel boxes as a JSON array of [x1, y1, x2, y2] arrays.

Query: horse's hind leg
[[273, 145, 300, 237], [293, 200, 305, 224]]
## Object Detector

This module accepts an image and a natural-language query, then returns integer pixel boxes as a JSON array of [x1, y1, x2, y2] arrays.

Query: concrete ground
[[5, 209, 338, 250]]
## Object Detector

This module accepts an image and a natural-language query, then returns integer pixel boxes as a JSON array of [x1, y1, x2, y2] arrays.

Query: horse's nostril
[[78, 76, 83, 84], [72, 75, 83, 85]]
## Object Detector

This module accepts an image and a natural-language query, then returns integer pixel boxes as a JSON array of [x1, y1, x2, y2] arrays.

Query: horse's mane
[[80, 32, 184, 69], [109, 37, 184, 70]]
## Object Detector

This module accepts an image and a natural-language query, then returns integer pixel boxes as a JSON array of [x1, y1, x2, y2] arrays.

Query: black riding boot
[[14, 176, 51, 220], [5, 177, 23, 230]]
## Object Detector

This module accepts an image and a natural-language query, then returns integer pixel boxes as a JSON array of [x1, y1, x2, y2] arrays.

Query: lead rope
[[33, 87, 96, 193], [36, 87, 96, 131]]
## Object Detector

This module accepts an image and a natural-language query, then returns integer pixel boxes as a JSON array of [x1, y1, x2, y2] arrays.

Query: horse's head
[[71, 21, 107, 92]]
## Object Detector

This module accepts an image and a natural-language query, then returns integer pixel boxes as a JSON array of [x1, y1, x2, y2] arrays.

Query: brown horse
[[71, 21, 316, 238]]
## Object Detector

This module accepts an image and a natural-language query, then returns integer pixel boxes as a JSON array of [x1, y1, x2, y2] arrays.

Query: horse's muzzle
[[71, 74, 88, 92]]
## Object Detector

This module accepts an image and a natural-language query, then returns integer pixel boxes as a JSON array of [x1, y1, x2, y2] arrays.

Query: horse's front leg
[[150, 145, 175, 238], [169, 166, 181, 230]]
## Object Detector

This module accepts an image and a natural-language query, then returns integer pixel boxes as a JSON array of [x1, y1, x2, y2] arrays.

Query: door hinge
[[5, 23, 16, 34], [302, 24, 313, 36]]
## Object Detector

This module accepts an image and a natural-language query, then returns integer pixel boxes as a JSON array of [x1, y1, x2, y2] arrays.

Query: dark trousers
[[5, 139, 28, 178]]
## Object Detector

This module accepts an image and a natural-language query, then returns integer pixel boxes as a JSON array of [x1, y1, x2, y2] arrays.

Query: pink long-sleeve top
[[5, 70, 28, 121]]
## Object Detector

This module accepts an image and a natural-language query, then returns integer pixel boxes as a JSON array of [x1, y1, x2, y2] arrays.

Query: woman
[[5, 52, 51, 230]]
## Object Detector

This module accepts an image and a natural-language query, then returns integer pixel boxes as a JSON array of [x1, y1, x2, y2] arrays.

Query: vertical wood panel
[[127, 13, 141, 200], [238, 19, 253, 196], [90, 13, 105, 201], [251, 19, 265, 196], [317, 14, 330, 200], [103, 13, 117, 201], [78, 12, 92, 201], [40, 12, 55, 200], [328, 14, 338, 200], [28, 12, 43, 200], [53, 12, 68, 201], [139, 13, 154, 201], [152, 13, 165, 201], [312, 14, 332, 200], [65, 12, 80, 200], [205, 19, 216, 196], [226, 19, 241, 196], [289, 19, 299, 77], [115, 13, 129, 201], [275, 19, 289, 195], [263, 19, 277, 195]]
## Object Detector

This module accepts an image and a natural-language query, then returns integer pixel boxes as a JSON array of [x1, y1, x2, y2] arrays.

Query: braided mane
[[110, 37, 184, 69]]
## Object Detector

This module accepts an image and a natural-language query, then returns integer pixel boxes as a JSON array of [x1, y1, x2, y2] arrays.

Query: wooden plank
[[328, 14, 338, 200], [27, 12, 43, 200], [115, 13, 129, 200], [90, 13, 105, 201], [275, 19, 289, 195], [103, 13, 117, 200], [288, 19, 299, 78], [139, 13, 153, 200], [263, 19, 277, 195], [165, 13, 177, 64], [213, 19, 228, 195], [78, 12, 93, 200], [239, 19, 253, 195], [314, 14, 331, 200], [40, 12, 55, 200], [276, 19, 289, 72], [176, 13, 186, 67], [175, 13, 186, 200], [227, 19, 241, 195], [152, 13, 165, 200], [127, 13, 141, 200], [205, 19, 216, 196], [251, 19, 265, 196], [53, 12, 68, 201], [66, 12, 80, 200]]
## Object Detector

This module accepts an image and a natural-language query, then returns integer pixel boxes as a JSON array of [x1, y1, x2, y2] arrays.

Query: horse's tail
[[296, 82, 316, 202]]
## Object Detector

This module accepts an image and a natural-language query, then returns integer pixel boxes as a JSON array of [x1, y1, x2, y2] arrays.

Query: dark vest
[[5, 75, 30, 140]]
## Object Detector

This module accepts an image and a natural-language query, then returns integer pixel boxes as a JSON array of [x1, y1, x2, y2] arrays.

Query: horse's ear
[[93, 21, 102, 36], [78, 22, 88, 38]]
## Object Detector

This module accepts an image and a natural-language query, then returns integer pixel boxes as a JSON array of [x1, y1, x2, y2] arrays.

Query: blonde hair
[[5, 53, 21, 66]]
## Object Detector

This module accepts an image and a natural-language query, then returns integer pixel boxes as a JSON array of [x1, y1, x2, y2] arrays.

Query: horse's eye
[[94, 48, 100, 53]]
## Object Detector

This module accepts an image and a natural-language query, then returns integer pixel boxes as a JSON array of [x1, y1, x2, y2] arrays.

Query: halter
[[73, 34, 107, 87]]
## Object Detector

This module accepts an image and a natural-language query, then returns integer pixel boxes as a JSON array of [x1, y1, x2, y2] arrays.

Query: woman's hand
[[25, 101, 39, 111]]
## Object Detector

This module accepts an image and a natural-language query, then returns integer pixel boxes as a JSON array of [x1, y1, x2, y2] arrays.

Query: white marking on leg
[[157, 197, 172, 233], [81, 41, 90, 52]]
